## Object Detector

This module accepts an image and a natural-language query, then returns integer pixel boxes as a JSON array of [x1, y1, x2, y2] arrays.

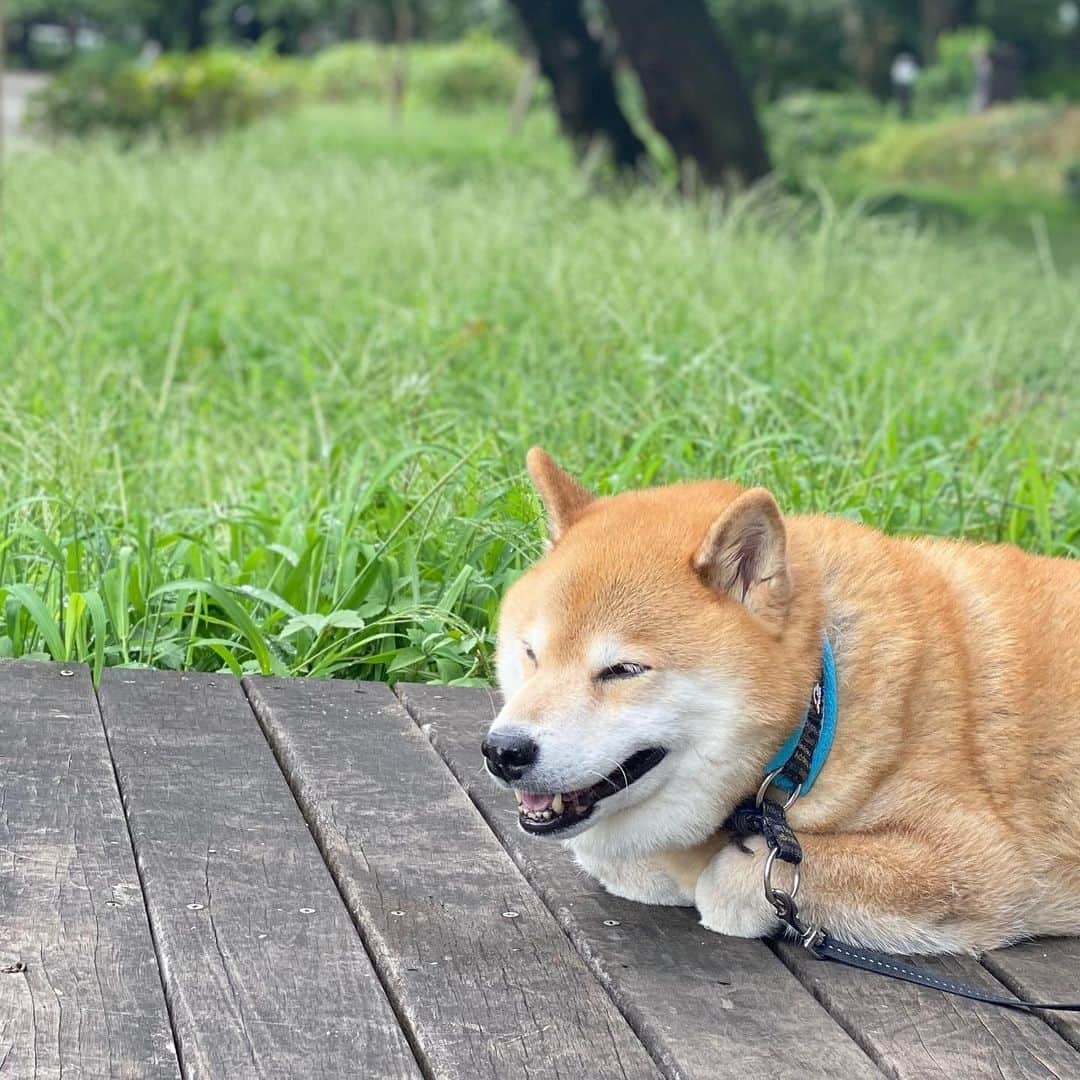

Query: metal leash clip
[[756, 769, 825, 951]]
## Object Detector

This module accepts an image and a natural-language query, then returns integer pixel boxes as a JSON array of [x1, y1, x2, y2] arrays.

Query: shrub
[[409, 34, 524, 110], [845, 102, 1080, 196], [913, 27, 993, 115], [1029, 63, 1080, 102], [309, 34, 525, 110], [306, 41, 392, 102], [32, 36, 526, 140], [28, 51, 143, 137], [31, 48, 300, 139], [766, 91, 886, 166]]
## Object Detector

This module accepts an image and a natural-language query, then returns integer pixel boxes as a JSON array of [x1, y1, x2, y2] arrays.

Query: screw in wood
[[60, 670, 75, 677], [501, 911, 520, 919], [603, 920, 621, 927]]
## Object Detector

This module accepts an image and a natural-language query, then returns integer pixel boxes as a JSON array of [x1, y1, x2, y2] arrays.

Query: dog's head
[[484, 448, 821, 859]]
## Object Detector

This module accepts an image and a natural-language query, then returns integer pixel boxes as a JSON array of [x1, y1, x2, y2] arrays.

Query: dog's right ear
[[693, 487, 791, 631], [526, 447, 594, 543]]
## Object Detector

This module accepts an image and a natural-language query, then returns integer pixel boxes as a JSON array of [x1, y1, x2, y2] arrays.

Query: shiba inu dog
[[482, 448, 1080, 955]]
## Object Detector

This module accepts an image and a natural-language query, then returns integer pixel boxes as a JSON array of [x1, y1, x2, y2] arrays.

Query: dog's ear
[[526, 447, 594, 543], [693, 488, 791, 629]]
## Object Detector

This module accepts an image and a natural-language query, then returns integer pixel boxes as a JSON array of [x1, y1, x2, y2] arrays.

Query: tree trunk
[[601, 0, 770, 186], [389, 0, 411, 124], [954, 0, 978, 26], [184, 0, 209, 50], [509, 56, 540, 136], [504, 0, 647, 171], [974, 43, 1022, 110]]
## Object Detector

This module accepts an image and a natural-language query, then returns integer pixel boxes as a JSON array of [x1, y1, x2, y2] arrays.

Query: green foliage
[[977, 0, 1079, 81], [307, 32, 523, 107], [306, 40, 390, 100], [32, 36, 524, 137], [1029, 63, 1080, 103], [6, 0, 153, 29], [845, 102, 1080, 198], [32, 47, 301, 137], [708, 0, 853, 100], [409, 33, 524, 109], [1, 102, 1077, 682], [913, 27, 993, 115], [707, 0, 1079, 105], [766, 92, 886, 170]]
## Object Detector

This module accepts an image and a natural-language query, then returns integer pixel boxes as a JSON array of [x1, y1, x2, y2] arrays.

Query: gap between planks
[[92, 675, 189, 1080], [96, 669, 421, 1080]]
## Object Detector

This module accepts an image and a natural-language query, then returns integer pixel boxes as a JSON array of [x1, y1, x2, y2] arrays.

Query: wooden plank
[[983, 939, 1080, 1051], [777, 942, 1080, 1079], [0, 660, 177, 1079], [395, 683, 883, 1080], [97, 669, 420, 1080], [243, 675, 663, 1080]]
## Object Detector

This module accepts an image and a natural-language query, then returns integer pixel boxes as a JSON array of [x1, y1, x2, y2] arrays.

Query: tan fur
[[493, 449, 1080, 954]]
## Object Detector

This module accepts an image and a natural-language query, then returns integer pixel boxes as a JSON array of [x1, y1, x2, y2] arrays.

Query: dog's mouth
[[514, 747, 667, 835]]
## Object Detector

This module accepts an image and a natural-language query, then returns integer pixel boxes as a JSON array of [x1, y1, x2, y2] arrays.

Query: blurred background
[[0, 1, 1077, 683], [8, 0, 1080, 203]]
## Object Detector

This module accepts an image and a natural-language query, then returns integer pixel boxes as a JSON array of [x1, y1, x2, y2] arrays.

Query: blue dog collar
[[764, 635, 837, 795]]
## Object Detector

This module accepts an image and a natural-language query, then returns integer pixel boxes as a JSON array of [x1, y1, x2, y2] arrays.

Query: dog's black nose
[[481, 732, 538, 782]]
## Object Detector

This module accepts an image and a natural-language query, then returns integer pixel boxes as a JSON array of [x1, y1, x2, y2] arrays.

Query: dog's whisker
[[587, 752, 631, 790]]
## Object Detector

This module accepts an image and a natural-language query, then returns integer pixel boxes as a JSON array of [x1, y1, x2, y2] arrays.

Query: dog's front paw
[[695, 838, 782, 938]]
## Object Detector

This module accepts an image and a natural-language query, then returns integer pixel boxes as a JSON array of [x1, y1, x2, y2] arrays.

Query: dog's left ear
[[693, 488, 791, 629], [526, 446, 594, 543]]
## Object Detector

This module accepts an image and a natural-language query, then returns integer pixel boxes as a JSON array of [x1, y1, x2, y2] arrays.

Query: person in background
[[890, 52, 920, 119]]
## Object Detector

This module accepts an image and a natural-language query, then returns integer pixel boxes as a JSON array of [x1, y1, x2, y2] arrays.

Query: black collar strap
[[723, 641, 834, 869]]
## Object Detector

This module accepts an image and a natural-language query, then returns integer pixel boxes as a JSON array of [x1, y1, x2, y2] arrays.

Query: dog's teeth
[[551, 794, 564, 815], [514, 791, 525, 807]]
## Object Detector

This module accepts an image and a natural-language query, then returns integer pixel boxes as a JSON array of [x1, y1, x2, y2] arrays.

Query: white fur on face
[[495, 619, 547, 694], [565, 670, 757, 858], [586, 636, 639, 674], [488, 638, 757, 855]]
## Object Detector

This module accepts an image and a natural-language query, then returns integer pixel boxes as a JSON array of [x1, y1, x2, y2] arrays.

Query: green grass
[[1, 101, 1077, 683]]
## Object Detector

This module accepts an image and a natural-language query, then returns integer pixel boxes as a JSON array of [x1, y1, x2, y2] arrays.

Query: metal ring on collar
[[763, 846, 801, 909], [755, 768, 803, 811]]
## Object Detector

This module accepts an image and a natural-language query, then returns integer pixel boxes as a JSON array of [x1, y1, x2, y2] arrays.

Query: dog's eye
[[523, 642, 537, 664], [597, 662, 651, 681]]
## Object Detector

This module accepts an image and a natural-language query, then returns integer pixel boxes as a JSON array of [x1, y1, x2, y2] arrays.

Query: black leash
[[724, 653, 1080, 1014], [767, 891, 1080, 1013]]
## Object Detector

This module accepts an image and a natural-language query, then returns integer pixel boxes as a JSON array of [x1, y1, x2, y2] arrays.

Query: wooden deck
[[2, 661, 1079, 1079]]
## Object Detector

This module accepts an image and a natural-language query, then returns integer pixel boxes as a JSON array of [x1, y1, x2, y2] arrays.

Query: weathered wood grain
[[243, 675, 663, 1080], [983, 939, 1080, 1051], [0, 661, 177, 1079], [776, 941, 1080, 1079], [97, 669, 420, 1080], [395, 683, 883, 1080]]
